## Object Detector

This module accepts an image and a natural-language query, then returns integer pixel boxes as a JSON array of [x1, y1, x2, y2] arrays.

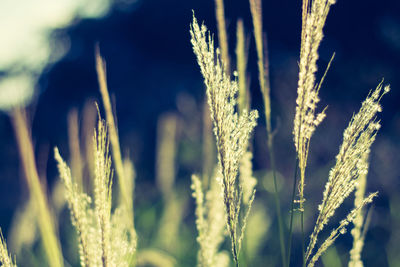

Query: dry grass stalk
[[249, 0, 271, 134], [235, 19, 249, 114], [308, 193, 377, 267], [95, 45, 134, 225], [68, 108, 83, 190], [56, 118, 136, 267], [214, 0, 230, 74], [10, 108, 64, 267], [305, 83, 390, 266], [294, 0, 336, 210], [156, 113, 178, 200], [81, 100, 98, 183], [249, 2, 287, 264], [93, 119, 114, 266], [95, 48, 137, 261], [190, 14, 258, 266], [202, 99, 216, 188]]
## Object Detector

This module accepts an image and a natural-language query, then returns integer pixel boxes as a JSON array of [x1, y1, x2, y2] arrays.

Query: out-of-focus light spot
[[0, 73, 35, 111], [0, 0, 137, 111], [0, 0, 112, 72]]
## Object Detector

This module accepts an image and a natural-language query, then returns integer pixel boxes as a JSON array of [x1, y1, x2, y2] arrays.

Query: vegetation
[[0, 0, 392, 266]]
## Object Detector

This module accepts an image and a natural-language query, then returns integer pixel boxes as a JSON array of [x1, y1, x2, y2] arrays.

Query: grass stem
[[268, 136, 287, 267], [214, 0, 230, 75], [95, 45, 134, 225], [302, 211, 306, 267], [287, 157, 299, 267], [11, 108, 64, 267]]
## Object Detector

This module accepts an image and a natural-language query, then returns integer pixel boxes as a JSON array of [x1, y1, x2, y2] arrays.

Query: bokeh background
[[0, 0, 399, 266]]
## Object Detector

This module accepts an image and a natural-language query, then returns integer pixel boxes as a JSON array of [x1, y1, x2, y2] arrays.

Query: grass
[[0, 0, 392, 266]]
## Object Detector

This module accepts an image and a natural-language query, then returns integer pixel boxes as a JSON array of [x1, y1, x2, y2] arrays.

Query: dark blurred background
[[0, 0, 399, 266]]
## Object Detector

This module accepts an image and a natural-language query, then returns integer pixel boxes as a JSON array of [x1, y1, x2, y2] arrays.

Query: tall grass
[[190, 0, 389, 266], [0, 0, 391, 266]]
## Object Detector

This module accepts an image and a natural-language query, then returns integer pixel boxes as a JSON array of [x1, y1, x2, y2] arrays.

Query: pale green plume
[[305, 83, 390, 266], [55, 118, 136, 267], [190, 14, 258, 265], [294, 0, 336, 210]]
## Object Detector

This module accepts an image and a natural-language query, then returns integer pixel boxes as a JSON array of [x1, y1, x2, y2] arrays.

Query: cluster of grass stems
[[0, 0, 390, 266]]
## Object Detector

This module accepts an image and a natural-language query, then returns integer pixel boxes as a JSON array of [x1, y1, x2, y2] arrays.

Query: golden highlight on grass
[[190, 14, 258, 266], [10, 108, 64, 267]]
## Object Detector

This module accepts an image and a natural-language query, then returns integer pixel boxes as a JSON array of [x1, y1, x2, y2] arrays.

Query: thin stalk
[[287, 157, 299, 267], [268, 137, 287, 267], [234, 245, 239, 267], [249, 0, 287, 263], [214, 0, 230, 75], [202, 99, 215, 190], [11, 108, 64, 267], [301, 211, 306, 267], [67, 108, 83, 190], [236, 19, 249, 114], [95, 45, 134, 225]]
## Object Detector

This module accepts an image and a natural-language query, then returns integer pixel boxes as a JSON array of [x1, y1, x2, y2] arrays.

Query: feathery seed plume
[[305, 82, 389, 265], [55, 117, 136, 267], [294, 0, 336, 210], [190, 14, 258, 265]]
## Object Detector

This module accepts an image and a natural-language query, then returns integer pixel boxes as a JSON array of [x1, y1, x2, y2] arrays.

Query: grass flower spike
[[191, 173, 229, 267], [55, 118, 136, 267], [294, 0, 336, 210], [348, 153, 370, 267], [305, 82, 390, 266], [190, 14, 258, 266]]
